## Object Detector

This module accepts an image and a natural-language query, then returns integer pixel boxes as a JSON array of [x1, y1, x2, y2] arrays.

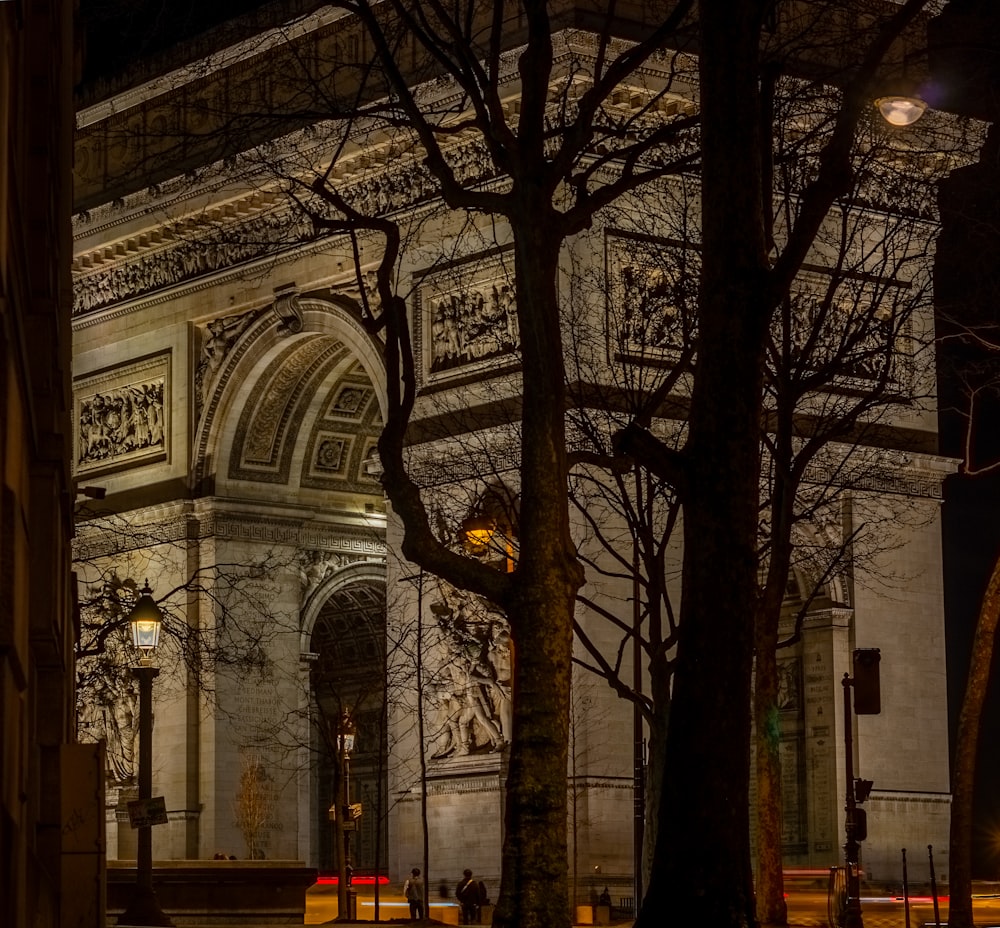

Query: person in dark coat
[[404, 867, 424, 920], [456, 869, 481, 924]]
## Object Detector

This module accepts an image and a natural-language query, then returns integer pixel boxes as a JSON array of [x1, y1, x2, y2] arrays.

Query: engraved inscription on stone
[[233, 683, 281, 742]]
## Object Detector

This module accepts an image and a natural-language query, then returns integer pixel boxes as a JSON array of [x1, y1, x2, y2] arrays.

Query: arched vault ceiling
[[226, 333, 382, 492], [311, 580, 385, 690]]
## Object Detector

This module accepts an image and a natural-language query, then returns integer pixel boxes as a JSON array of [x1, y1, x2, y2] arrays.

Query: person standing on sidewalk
[[404, 867, 424, 920], [456, 869, 481, 924]]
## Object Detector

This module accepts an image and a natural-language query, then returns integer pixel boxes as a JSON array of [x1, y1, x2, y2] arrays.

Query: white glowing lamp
[[875, 95, 927, 127], [128, 581, 163, 663]]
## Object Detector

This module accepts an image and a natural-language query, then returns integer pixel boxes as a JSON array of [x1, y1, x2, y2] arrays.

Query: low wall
[[107, 860, 317, 925]]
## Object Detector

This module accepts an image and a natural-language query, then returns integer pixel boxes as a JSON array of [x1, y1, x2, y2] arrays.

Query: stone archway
[[309, 576, 387, 875]]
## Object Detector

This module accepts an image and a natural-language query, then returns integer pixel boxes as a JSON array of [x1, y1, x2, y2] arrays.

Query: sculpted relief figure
[[298, 549, 349, 602], [78, 674, 140, 786], [426, 587, 511, 759], [194, 310, 257, 413]]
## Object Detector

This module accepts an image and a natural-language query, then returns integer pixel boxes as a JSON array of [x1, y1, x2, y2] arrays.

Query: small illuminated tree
[[233, 753, 275, 860]]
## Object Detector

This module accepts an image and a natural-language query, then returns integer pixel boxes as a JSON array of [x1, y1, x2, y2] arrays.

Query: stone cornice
[[76, 6, 348, 130]]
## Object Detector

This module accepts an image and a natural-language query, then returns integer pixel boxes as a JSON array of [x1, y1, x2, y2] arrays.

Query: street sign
[[127, 796, 168, 829]]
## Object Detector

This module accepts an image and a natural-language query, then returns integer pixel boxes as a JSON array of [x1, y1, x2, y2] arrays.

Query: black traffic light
[[853, 648, 881, 715], [854, 808, 868, 842], [854, 778, 874, 803]]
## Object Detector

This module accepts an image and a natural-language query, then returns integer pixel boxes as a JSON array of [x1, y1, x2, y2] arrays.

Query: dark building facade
[[1, 2, 104, 928]]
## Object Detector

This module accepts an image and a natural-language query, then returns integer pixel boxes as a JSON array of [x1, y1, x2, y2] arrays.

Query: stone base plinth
[[108, 860, 317, 925]]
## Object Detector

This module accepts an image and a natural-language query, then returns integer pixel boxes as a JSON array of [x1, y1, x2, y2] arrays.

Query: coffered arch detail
[[192, 294, 386, 495]]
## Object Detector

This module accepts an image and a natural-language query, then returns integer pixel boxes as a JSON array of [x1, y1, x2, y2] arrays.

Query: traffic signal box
[[852, 648, 881, 715]]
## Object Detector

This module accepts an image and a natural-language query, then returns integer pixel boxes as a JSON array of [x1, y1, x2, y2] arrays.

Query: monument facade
[[71, 2, 960, 905]]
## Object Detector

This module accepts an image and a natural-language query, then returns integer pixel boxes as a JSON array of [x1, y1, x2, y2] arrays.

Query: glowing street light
[[875, 94, 928, 127], [119, 581, 172, 927]]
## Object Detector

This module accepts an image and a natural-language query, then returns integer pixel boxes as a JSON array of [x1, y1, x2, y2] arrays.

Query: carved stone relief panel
[[415, 250, 520, 387], [424, 581, 512, 760], [606, 231, 698, 361], [74, 353, 169, 476], [781, 269, 912, 390]]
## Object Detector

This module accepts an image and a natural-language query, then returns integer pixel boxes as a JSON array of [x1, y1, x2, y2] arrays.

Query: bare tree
[[563, 60, 947, 914], [287, 4, 937, 925], [233, 752, 276, 860]]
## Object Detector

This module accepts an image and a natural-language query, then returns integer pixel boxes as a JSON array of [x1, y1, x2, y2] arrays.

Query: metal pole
[[119, 666, 172, 927], [901, 848, 910, 928], [842, 673, 864, 928], [632, 465, 644, 914], [928, 845, 940, 928], [337, 743, 348, 920], [345, 750, 354, 919]]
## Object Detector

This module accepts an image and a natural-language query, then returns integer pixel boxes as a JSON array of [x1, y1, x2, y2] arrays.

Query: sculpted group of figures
[[428, 282, 519, 375], [77, 380, 165, 466], [72, 209, 316, 315], [426, 587, 512, 758]]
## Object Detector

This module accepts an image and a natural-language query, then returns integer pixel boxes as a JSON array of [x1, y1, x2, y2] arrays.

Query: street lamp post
[[840, 649, 881, 928], [841, 673, 864, 928], [337, 713, 356, 921], [119, 582, 172, 927]]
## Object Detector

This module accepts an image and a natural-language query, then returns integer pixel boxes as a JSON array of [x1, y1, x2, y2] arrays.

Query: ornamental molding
[[73, 502, 385, 560], [71, 32, 704, 317], [75, 7, 348, 130]]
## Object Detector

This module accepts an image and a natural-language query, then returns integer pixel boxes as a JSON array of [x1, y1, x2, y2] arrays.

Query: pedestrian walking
[[456, 869, 481, 924], [404, 867, 425, 921]]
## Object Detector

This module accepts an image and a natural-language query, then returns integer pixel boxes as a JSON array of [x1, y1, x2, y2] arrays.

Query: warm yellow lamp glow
[[875, 95, 927, 127], [127, 581, 163, 663], [461, 515, 497, 553]]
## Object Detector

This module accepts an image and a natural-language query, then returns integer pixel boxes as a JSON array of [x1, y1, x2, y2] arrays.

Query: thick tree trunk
[[754, 633, 787, 926], [637, 3, 769, 925], [948, 551, 1000, 928], [493, 217, 582, 928], [755, 464, 796, 926], [643, 659, 672, 893], [636, 301, 766, 925]]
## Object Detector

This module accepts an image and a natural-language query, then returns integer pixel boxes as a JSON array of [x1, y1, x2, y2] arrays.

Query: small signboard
[[127, 796, 168, 829]]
